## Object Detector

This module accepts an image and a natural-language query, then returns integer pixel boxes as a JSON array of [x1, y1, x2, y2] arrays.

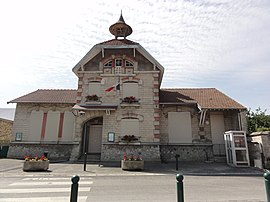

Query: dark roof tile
[[160, 88, 245, 110], [98, 39, 138, 45], [8, 89, 77, 104]]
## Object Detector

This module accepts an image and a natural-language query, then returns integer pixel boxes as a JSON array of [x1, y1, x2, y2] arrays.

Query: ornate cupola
[[109, 12, 133, 39]]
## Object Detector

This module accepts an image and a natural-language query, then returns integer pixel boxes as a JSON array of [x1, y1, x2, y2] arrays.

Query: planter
[[121, 160, 144, 171], [23, 161, 49, 171]]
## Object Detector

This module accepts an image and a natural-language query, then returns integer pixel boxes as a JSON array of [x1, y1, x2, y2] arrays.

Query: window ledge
[[120, 103, 140, 107], [119, 142, 141, 145], [85, 101, 102, 105], [100, 74, 136, 77]]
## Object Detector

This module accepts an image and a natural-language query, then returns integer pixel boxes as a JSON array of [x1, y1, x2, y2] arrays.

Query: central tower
[[71, 13, 164, 161]]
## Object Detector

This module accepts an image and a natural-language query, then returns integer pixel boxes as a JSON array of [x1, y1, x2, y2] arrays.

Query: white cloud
[[0, 0, 269, 112]]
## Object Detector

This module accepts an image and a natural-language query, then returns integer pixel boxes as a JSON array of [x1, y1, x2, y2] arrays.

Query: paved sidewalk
[[0, 158, 264, 177]]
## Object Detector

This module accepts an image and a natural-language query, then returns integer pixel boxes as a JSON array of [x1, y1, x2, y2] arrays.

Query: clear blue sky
[[0, 0, 269, 113]]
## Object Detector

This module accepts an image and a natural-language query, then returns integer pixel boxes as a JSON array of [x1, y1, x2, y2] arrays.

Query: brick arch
[[77, 111, 105, 127], [117, 113, 144, 122], [121, 76, 142, 85]]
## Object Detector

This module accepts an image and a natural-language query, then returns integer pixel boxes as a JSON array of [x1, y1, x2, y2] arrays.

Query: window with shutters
[[120, 118, 139, 137]]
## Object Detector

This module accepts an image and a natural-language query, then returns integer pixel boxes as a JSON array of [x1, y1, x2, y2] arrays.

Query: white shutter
[[168, 112, 192, 143], [123, 83, 138, 98], [120, 119, 139, 136], [88, 82, 101, 96]]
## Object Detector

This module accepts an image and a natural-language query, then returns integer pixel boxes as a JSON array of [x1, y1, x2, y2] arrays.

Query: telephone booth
[[224, 131, 250, 167]]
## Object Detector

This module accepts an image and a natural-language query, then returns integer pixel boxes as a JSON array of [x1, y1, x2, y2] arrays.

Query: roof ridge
[[37, 89, 77, 91], [161, 88, 216, 90], [98, 38, 139, 45]]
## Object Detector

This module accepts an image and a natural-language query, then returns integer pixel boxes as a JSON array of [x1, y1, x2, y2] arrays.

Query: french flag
[[105, 83, 120, 92]]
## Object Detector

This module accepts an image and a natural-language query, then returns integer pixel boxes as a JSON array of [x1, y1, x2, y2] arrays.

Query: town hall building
[[7, 14, 247, 162]]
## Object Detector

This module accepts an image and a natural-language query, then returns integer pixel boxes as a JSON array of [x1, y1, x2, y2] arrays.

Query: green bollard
[[176, 174, 184, 202], [70, 175, 80, 202], [264, 172, 270, 202]]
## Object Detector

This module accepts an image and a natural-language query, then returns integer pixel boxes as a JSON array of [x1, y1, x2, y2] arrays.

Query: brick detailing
[[40, 112, 48, 141], [58, 112, 64, 141], [78, 77, 83, 82], [121, 76, 140, 82], [88, 77, 102, 82], [154, 134, 160, 139]]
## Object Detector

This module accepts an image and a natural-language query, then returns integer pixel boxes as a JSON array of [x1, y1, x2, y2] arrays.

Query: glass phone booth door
[[224, 131, 250, 167]]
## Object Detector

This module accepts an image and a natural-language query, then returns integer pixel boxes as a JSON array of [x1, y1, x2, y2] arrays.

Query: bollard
[[264, 172, 270, 202], [70, 175, 80, 202], [175, 154, 180, 171], [176, 174, 184, 202], [83, 152, 87, 171]]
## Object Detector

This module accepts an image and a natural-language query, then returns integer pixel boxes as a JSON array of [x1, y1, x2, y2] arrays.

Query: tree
[[247, 107, 270, 134]]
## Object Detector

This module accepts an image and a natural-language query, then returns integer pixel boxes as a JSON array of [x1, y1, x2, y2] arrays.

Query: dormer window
[[104, 60, 112, 67], [125, 60, 133, 67], [115, 59, 122, 67], [102, 58, 135, 74]]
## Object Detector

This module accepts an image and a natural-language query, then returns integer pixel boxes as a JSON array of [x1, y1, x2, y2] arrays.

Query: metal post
[[83, 124, 88, 171], [264, 172, 270, 202], [70, 175, 80, 202], [84, 152, 87, 171], [175, 154, 180, 171], [176, 174, 184, 202]]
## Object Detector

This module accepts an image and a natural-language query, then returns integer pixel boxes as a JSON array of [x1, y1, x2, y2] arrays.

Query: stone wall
[[7, 143, 78, 161], [101, 143, 160, 161], [250, 131, 270, 168], [0, 119, 12, 145], [248, 141, 261, 167], [160, 144, 213, 162]]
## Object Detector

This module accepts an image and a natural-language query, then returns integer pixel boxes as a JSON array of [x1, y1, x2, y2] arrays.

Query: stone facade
[[8, 142, 76, 160], [0, 118, 12, 145], [160, 144, 213, 162], [102, 144, 160, 161], [249, 131, 270, 168]]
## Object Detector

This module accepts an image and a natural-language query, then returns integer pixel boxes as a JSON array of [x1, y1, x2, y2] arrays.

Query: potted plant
[[121, 152, 144, 171], [121, 135, 139, 142], [85, 94, 100, 102], [23, 155, 49, 171], [122, 96, 139, 104]]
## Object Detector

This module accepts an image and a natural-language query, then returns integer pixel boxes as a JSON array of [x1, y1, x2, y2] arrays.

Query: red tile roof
[[8, 88, 245, 110], [98, 39, 138, 45], [8, 89, 77, 104], [160, 88, 246, 110]]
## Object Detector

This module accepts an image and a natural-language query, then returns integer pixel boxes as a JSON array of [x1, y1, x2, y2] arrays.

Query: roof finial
[[109, 11, 132, 39], [119, 10, 125, 23]]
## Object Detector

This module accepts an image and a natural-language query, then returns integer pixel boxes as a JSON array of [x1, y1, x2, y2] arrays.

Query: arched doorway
[[81, 117, 103, 161]]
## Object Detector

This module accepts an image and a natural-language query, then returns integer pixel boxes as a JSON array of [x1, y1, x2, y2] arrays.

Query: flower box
[[23, 161, 49, 171], [121, 160, 144, 171]]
